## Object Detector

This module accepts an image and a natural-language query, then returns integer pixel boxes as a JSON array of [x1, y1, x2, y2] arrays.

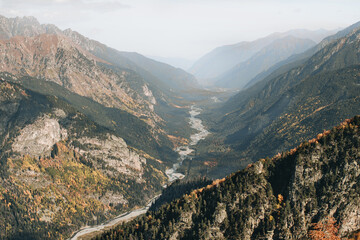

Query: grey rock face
[[76, 134, 146, 177], [12, 116, 67, 156]]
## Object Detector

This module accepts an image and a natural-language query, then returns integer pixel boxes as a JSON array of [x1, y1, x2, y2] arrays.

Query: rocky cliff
[[0, 80, 167, 239]]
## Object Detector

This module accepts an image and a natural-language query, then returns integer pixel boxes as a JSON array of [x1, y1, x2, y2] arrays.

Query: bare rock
[[12, 116, 67, 156]]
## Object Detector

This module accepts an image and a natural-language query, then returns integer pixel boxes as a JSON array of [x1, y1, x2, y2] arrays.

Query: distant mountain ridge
[[215, 36, 316, 89], [189, 28, 337, 85], [244, 21, 360, 89]]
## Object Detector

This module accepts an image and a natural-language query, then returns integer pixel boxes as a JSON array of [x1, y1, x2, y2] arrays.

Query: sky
[[0, 0, 359, 60]]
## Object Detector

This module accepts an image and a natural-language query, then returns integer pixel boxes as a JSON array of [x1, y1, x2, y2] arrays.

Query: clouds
[[0, 0, 359, 59]]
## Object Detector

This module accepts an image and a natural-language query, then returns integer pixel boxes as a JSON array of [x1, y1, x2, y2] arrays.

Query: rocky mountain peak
[[0, 15, 62, 40]]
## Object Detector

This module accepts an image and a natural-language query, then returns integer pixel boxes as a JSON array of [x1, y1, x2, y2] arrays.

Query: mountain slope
[[0, 79, 167, 239], [0, 15, 199, 143], [244, 21, 360, 90], [0, 34, 162, 125], [215, 36, 316, 89], [62, 28, 198, 93], [98, 116, 360, 240], [193, 26, 360, 178]]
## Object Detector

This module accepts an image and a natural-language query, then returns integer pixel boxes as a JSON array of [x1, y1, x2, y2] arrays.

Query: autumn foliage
[[309, 216, 341, 240]]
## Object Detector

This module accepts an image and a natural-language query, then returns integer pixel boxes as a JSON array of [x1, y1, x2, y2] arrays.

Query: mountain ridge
[[98, 116, 360, 239], [189, 28, 336, 84], [215, 36, 316, 89]]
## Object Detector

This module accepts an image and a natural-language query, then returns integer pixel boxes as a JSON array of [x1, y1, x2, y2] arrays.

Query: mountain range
[[189, 29, 337, 87], [95, 21, 360, 240]]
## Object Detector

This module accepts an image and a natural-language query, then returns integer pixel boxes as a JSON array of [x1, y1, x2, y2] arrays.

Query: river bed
[[166, 105, 209, 182]]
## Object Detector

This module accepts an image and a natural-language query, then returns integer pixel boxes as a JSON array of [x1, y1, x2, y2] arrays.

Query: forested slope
[[98, 116, 360, 240]]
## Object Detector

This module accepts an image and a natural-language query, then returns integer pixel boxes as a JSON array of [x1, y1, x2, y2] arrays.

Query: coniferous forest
[[97, 116, 360, 239]]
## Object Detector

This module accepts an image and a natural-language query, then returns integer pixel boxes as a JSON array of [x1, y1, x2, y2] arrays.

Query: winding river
[[69, 105, 209, 240], [166, 105, 209, 182]]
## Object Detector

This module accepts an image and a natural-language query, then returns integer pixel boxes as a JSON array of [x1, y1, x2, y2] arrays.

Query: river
[[166, 105, 209, 182], [69, 105, 209, 240], [69, 195, 159, 240]]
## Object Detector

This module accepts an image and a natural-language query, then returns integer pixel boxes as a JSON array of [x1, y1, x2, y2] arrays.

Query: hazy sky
[[0, 0, 359, 60]]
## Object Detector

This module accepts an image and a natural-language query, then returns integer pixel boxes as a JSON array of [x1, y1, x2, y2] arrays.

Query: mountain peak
[[0, 14, 62, 40]]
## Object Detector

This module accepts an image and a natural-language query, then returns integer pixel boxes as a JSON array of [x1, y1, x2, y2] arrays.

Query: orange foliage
[[167, 135, 188, 148], [20, 90, 29, 97], [204, 161, 218, 168], [277, 194, 284, 203], [309, 138, 318, 144], [189, 178, 225, 197], [350, 231, 360, 240], [309, 216, 341, 240], [289, 147, 297, 155], [246, 163, 253, 169]]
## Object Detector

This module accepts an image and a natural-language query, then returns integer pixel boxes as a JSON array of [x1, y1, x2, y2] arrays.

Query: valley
[[0, 11, 359, 240], [69, 104, 211, 239]]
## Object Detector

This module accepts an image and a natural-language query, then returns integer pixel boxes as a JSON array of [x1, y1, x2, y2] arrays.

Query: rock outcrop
[[76, 134, 146, 177], [12, 116, 67, 157]]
